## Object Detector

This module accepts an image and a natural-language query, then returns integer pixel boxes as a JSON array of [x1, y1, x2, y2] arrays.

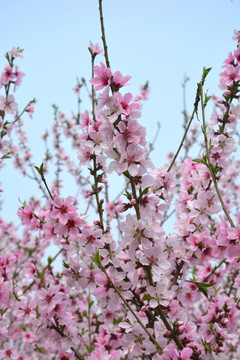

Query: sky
[[1, 0, 240, 225]]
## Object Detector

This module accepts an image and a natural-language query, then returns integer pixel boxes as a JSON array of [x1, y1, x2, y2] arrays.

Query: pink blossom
[[79, 226, 103, 255], [90, 62, 112, 90], [1, 65, 15, 85], [179, 347, 193, 360], [13, 65, 25, 90], [50, 194, 78, 225], [94, 272, 110, 298], [0, 94, 18, 114], [112, 70, 131, 91], [72, 84, 80, 94], [9, 46, 24, 58], [233, 29, 240, 42], [89, 41, 103, 56], [26, 103, 34, 118], [0, 345, 18, 359]]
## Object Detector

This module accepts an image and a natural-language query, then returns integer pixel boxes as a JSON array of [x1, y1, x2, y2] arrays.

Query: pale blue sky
[[1, 0, 240, 223]]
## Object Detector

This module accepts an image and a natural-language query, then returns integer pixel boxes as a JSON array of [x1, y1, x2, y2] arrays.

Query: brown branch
[[50, 319, 84, 360], [99, 264, 163, 354], [99, 0, 111, 68], [167, 107, 195, 172]]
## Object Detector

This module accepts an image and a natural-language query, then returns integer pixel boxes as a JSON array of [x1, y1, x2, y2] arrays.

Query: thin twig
[[13, 100, 34, 125], [92, 155, 104, 229], [148, 122, 161, 155], [91, 55, 96, 121], [50, 319, 84, 360], [204, 259, 226, 282], [22, 249, 64, 294], [128, 174, 141, 220], [100, 265, 163, 354], [160, 208, 175, 227], [167, 108, 195, 172], [99, 0, 111, 68]]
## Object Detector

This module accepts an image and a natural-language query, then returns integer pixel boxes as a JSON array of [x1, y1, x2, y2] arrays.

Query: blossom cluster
[[1, 26, 240, 360]]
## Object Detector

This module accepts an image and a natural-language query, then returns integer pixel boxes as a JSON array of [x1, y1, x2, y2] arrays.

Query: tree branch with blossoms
[[1, 6, 240, 360]]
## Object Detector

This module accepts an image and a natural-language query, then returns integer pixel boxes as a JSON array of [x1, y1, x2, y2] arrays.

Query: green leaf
[[89, 262, 95, 270], [93, 249, 101, 267], [197, 284, 209, 298], [124, 190, 132, 201], [4, 52, 11, 65], [202, 67, 212, 80], [204, 92, 212, 106], [34, 163, 44, 177], [193, 158, 207, 166], [139, 187, 150, 198], [2, 152, 11, 160], [25, 247, 34, 256], [143, 294, 151, 301], [142, 187, 150, 195], [35, 269, 45, 282], [36, 345, 47, 354], [18, 197, 26, 208], [201, 338, 211, 351], [113, 316, 123, 325], [123, 170, 130, 178], [13, 291, 20, 301], [209, 139, 214, 152], [189, 281, 216, 298], [89, 300, 94, 309], [113, 147, 119, 155], [208, 163, 217, 177], [85, 344, 91, 354], [63, 261, 69, 269], [201, 124, 207, 136], [198, 242, 205, 250]]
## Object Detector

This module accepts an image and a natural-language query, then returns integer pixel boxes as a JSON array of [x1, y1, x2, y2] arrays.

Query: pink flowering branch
[[13, 99, 36, 125], [2, 12, 240, 360], [22, 248, 64, 295], [95, 5, 203, 357], [50, 317, 84, 360], [95, 257, 163, 355], [200, 85, 235, 228]]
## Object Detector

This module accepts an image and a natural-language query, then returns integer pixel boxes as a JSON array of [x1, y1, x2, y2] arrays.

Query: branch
[[167, 107, 195, 172], [99, 264, 163, 354], [22, 249, 64, 295], [99, 0, 111, 68], [200, 87, 235, 228]]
